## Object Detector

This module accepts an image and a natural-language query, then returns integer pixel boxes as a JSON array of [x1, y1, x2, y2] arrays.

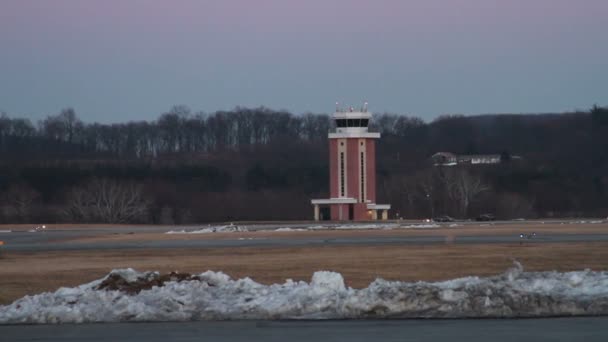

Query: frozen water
[[2, 263, 608, 324]]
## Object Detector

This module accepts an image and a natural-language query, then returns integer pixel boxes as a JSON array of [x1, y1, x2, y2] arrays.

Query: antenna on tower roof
[[363, 101, 368, 112], [336, 102, 340, 112]]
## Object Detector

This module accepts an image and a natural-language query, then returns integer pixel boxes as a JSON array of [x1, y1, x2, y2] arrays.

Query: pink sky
[[1, 0, 606, 122]]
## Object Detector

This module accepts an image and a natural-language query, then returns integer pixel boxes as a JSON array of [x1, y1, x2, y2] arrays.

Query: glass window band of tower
[[360, 151, 365, 202], [336, 119, 369, 128], [340, 152, 345, 197]]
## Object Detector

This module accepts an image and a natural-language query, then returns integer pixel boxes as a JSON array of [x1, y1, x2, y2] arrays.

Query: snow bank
[[334, 224, 398, 230], [166, 222, 454, 234], [398, 224, 441, 229], [2, 263, 608, 324], [0, 230, 11, 233], [274, 228, 308, 232], [279, 224, 439, 231], [166, 223, 248, 234], [569, 220, 605, 224]]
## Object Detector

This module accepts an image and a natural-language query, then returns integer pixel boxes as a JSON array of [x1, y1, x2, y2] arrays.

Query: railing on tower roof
[[335, 102, 369, 113]]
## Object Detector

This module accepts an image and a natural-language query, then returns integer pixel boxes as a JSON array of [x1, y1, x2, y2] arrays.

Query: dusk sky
[[1, 0, 606, 123]]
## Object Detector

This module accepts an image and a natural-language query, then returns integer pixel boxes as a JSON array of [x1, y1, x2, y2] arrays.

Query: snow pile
[[274, 228, 308, 232], [398, 224, 441, 229], [2, 263, 608, 324], [569, 220, 604, 224], [333, 224, 399, 230], [166, 223, 248, 234], [276, 224, 445, 231]]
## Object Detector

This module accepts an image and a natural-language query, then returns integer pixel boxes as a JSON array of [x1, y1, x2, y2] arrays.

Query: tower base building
[[311, 104, 391, 221]]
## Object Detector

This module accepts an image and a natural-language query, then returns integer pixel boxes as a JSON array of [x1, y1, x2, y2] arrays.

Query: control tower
[[311, 103, 391, 221]]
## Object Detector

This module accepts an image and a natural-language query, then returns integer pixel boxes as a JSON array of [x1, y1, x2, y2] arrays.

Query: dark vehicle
[[476, 214, 496, 221], [519, 232, 537, 239], [433, 215, 455, 222]]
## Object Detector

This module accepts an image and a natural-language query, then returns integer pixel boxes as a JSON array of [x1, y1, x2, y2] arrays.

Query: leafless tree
[[497, 192, 535, 219], [1, 183, 40, 222], [41, 108, 83, 143], [443, 168, 489, 217], [383, 175, 417, 219], [411, 169, 441, 217], [64, 179, 150, 223]]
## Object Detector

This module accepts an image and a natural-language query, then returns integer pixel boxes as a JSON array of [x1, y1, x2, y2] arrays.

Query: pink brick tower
[[311, 103, 391, 221]]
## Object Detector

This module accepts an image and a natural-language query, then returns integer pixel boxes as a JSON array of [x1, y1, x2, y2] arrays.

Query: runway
[[2, 220, 608, 252], [2, 317, 607, 342]]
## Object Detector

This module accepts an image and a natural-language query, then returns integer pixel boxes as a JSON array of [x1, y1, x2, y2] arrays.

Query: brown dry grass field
[[2, 240, 608, 306]]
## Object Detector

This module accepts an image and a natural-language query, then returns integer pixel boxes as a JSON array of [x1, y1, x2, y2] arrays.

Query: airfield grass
[[2, 242, 608, 305]]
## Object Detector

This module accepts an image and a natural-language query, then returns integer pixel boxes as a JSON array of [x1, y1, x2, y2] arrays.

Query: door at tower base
[[330, 203, 370, 221]]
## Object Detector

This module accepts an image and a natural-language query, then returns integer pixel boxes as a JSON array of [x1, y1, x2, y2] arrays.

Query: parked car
[[476, 213, 496, 221], [519, 232, 536, 239], [433, 215, 455, 222]]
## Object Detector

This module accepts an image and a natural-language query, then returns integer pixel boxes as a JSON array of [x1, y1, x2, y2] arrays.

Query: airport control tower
[[311, 103, 391, 221]]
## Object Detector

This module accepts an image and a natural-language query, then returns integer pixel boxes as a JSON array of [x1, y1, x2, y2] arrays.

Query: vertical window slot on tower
[[340, 152, 345, 197], [360, 151, 365, 202]]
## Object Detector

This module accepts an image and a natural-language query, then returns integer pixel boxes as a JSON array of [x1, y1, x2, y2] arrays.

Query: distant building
[[431, 152, 458, 166], [310, 104, 391, 221], [431, 152, 503, 166]]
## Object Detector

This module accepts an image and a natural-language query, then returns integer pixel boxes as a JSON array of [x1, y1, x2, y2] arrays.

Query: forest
[[0, 104, 607, 223]]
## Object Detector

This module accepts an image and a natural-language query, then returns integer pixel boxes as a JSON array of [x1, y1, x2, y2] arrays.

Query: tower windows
[[340, 152, 345, 197], [335, 119, 369, 128], [360, 151, 365, 202]]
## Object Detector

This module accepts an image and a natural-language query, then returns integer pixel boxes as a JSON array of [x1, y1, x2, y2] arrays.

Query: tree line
[[0, 104, 607, 223]]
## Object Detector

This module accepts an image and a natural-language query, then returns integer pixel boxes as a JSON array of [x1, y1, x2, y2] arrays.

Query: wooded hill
[[1, 105, 607, 223]]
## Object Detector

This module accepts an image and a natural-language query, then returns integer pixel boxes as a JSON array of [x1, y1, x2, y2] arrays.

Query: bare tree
[[497, 192, 535, 219], [64, 179, 150, 223], [383, 175, 417, 219], [408, 169, 442, 218], [1, 183, 40, 222], [443, 169, 489, 217]]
